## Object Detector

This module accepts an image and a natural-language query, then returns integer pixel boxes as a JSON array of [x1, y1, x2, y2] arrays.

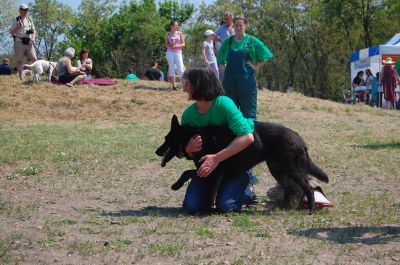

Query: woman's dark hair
[[184, 67, 224, 101], [357, 70, 364, 76], [80, 49, 89, 60], [169, 20, 178, 30], [365, 68, 372, 75], [233, 16, 247, 24]]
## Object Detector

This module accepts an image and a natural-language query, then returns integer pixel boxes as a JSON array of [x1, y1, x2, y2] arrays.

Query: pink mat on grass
[[81, 78, 115, 85], [51, 77, 115, 86]]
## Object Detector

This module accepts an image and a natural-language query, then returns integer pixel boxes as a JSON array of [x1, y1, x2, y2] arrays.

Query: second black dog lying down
[[156, 115, 329, 214]]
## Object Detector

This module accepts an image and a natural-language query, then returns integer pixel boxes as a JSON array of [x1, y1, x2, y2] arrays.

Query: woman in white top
[[77, 49, 93, 78], [165, 20, 185, 90]]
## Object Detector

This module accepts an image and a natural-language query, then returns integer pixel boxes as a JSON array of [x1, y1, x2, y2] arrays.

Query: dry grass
[[0, 74, 399, 264]]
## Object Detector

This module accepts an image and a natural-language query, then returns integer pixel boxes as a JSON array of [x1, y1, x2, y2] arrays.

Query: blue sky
[[16, 0, 214, 10]]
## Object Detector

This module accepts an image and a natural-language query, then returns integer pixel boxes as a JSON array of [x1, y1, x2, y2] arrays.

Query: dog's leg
[[171, 169, 196, 190], [294, 176, 315, 214]]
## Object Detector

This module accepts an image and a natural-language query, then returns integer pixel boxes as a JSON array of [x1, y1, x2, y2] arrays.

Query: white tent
[[350, 33, 400, 81]]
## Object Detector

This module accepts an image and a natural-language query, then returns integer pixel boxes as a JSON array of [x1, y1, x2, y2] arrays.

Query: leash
[[31, 40, 43, 58]]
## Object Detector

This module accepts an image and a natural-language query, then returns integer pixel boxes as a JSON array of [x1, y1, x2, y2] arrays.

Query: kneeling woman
[[57, 47, 86, 87], [181, 67, 256, 214]]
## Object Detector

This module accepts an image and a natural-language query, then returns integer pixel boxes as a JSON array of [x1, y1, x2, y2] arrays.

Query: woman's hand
[[185, 135, 202, 156], [197, 154, 220, 177]]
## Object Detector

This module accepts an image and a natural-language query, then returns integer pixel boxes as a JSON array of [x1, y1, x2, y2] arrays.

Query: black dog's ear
[[171, 114, 180, 130]]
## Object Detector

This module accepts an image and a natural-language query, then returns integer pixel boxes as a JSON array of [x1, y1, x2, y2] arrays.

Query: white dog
[[23, 60, 57, 83]]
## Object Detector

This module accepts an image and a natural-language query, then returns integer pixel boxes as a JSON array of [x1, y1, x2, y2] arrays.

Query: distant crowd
[[352, 57, 400, 110]]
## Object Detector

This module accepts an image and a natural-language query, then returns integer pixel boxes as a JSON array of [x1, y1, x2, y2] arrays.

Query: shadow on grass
[[134, 84, 171, 91], [101, 205, 274, 218], [102, 206, 185, 218], [289, 226, 400, 245], [352, 141, 400, 150]]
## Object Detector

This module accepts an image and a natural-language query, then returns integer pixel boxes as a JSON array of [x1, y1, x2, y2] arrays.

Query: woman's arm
[[65, 58, 80, 74], [165, 33, 170, 48], [201, 46, 208, 64], [177, 32, 185, 48], [197, 133, 254, 177]]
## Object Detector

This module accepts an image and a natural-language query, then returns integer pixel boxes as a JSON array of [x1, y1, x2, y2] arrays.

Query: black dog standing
[[156, 115, 329, 214]]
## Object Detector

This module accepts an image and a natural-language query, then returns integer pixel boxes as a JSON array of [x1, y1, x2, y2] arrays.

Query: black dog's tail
[[306, 152, 329, 183]]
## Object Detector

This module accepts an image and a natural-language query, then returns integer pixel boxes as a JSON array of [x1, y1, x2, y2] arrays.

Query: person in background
[[180, 67, 257, 214], [363, 68, 374, 105], [145, 62, 163, 81], [370, 72, 380, 108], [214, 12, 235, 80], [57, 47, 86, 87], [217, 16, 273, 190], [165, 20, 185, 90], [394, 58, 400, 76], [10, 4, 37, 80], [202, 30, 219, 79], [0, 58, 12, 75], [77, 49, 93, 79], [380, 57, 399, 109], [352, 70, 368, 102], [125, 69, 139, 80]]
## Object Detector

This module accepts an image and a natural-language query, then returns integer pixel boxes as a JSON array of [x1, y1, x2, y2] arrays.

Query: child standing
[[202, 30, 219, 79]]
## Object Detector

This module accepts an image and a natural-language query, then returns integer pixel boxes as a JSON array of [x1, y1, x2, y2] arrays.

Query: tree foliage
[[199, 0, 400, 100], [2, 0, 399, 101], [0, 0, 16, 54], [30, 0, 74, 60]]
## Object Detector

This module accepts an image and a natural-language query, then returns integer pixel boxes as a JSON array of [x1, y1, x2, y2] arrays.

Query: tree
[[0, 0, 16, 54], [158, 0, 195, 25], [30, 0, 74, 60], [66, 0, 118, 51], [88, 0, 170, 77]]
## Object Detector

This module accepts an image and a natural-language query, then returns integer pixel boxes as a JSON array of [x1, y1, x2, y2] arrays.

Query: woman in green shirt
[[181, 67, 256, 214], [217, 16, 273, 120]]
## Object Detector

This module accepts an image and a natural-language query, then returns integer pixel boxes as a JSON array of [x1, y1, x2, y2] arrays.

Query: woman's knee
[[182, 200, 200, 215]]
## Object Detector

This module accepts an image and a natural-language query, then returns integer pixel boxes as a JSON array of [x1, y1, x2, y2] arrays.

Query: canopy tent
[[350, 33, 400, 81]]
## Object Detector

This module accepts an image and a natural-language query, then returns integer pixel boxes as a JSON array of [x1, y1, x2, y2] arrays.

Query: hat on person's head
[[19, 4, 29, 10], [2, 58, 9, 63], [382, 57, 395, 65], [204, 30, 216, 36], [65, 47, 75, 57]]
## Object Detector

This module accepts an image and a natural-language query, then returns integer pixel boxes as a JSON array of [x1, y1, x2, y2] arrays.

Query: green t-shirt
[[181, 96, 254, 136], [125, 73, 139, 80], [395, 60, 400, 75], [217, 34, 273, 65]]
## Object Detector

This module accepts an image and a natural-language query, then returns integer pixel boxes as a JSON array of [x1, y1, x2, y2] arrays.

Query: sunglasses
[[20, 8, 29, 11]]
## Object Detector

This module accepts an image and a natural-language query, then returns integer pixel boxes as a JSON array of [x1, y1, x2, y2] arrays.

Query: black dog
[[156, 115, 329, 214]]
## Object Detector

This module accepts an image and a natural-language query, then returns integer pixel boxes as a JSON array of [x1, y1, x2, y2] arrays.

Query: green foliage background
[[3, 0, 400, 101]]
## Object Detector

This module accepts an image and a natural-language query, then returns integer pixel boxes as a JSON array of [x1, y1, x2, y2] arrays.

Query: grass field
[[0, 75, 399, 264]]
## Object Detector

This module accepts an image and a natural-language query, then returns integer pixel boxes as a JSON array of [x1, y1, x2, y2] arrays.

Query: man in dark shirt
[[145, 62, 163, 81], [0, 58, 12, 75]]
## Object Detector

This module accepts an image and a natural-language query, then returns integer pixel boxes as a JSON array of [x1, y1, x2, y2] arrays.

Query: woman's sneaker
[[245, 185, 259, 206]]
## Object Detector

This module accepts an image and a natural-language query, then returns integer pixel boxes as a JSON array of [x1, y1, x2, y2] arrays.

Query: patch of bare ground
[[0, 75, 399, 264]]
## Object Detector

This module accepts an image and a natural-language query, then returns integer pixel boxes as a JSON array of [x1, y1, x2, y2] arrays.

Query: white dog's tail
[[23, 61, 40, 68]]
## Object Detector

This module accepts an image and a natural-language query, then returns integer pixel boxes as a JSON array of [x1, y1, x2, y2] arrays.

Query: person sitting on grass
[[125, 69, 139, 80], [57, 47, 86, 87], [145, 62, 163, 81], [0, 58, 12, 75], [77, 49, 93, 79]]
